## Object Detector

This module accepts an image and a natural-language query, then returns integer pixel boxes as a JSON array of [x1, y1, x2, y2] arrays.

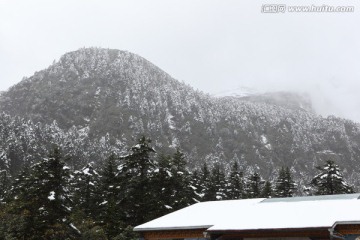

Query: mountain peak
[[47, 47, 154, 81], [59, 47, 135, 67], [0, 47, 189, 129]]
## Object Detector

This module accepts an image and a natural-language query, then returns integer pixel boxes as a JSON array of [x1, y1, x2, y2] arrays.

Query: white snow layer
[[134, 194, 360, 232], [48, 191, 55, 201], [135, 198, 261, 231], [83, 168, 91, 175]]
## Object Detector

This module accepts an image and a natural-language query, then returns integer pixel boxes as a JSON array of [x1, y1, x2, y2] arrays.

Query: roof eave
[[207, 226, 331, 234], [133, 225, 213, 232]]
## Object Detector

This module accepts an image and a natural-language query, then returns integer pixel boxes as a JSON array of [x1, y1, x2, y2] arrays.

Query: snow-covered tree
[[245, 172, 264, 198], [199, 163, 211, 201], [0, 169, 9, 203], [311, 160, 353, 195], [227, 161, 244, 199], [98, 154, 123, 239], [274, 167, 296, 197], [206, 163, 228, 201], [118, 136, 157, 226], [190, 169, 203, 202], [169, 149, 196, 209], [71, 162, 100, 219], [261, 181, 273, 198], [8, 147, 79, 239], [152, 154, 175, 216]]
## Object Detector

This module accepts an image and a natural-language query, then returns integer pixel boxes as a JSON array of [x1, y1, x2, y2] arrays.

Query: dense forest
[[0, 136, 353, 240], [1, 48, 360, 190]]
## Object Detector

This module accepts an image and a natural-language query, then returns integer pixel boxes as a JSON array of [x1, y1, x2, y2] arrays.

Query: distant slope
[[1, 47, 360, 190], [239, 92, 313, 112]]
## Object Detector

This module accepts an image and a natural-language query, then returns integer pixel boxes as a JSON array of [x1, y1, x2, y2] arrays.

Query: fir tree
[[3, 166, 33, 239], [118, 136, 157, 226], [7, 147, 78, 239], [227, 161, 244, 199], [245, 172, 264, 198], [98, 154, 123, 239], [208, 163, 228, 200], [71, 162, 100, 219], [274, 167, 296, 197], [199, 163, 212, 201], [0, 169, 9, 203], [311, 160, 353, 195], [190, 169, 203, 202], [113, 225, 139, 240], [152, 154, 174, 216], [261, 181, 273, 198], [169, 149, 196, 209]]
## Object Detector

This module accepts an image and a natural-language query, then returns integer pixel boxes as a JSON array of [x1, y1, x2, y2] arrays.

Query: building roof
[[134, 193, 360, 232]]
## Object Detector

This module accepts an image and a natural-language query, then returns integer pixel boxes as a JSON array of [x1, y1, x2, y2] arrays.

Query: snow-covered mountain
[[1, 47, 360, 189], [239, 92, 314, 113], [212, 86, 259, 98]]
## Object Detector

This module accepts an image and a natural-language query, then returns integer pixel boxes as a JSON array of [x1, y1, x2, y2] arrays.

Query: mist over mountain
[[1, 47, 360, 191]]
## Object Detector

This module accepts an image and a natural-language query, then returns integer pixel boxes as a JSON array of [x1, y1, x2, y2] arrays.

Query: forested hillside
[[0, 138, 353, 239], [1, 47, 360, 188]]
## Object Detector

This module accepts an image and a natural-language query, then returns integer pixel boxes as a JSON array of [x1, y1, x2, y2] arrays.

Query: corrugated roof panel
[[261, 193, 360, 203]]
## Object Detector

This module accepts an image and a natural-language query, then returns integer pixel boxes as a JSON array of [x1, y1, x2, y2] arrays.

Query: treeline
[[0, 136, 354, 240]]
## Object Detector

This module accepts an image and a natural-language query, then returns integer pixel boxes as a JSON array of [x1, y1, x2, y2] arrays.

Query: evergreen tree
[[311, 160, 353, 195], [3, 166, 33, 239], [207, 163, 228, 201], [113, 226, 139, 240], [71, 162, 100, 219], [118, 136, 157, 226], [261, 181, 273, 198], [245, 172, 264, 198], [227, 161, 244, 199], [7, 147, 79, 239], [199, 163, 212, 201], [169, 149, 197, 209], [274, 167, 296, 197], [98, 154, 123, 239], [0, 169, 9, 203], [152, 154, 174, 216], [190, 169, 202, 202]]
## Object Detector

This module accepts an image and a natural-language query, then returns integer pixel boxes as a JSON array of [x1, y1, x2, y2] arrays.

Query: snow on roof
[[134, 194, 360, 232], [135, 198, 264, 231], [262, 193, 360, 203]]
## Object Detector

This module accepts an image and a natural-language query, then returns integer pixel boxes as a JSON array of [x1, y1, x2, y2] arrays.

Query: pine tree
[[98, 154, 123, 239], [169, 149, 196, 209], [0, 149, 10, 203], [7, 147, 79, 239], [311, 160, 353, 195], [199, 163, 212, 201], [71, 162, 100, 219], [274, 167, 296, 197], [190, 169, 203, 202], [245, 172, 264, 198], [4, 166, 33, 239], [227, 161, 244, 199], [152, 154, 174, 216], [0, 169, 9, 203], [205, 163, 228, 201], [261, 181, 273, 198], [113, 225, 139, 240], [118, 136, 157, 226]]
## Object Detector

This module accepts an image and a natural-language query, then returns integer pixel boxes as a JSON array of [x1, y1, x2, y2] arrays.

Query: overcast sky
[[1, 0, 360, 122]]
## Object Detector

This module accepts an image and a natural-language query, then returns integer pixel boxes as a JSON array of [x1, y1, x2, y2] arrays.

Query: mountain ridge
[[1, 47, 360, 192]]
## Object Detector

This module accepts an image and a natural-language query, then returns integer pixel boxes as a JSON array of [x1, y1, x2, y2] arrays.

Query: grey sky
[[1, 0, 360, 121]]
